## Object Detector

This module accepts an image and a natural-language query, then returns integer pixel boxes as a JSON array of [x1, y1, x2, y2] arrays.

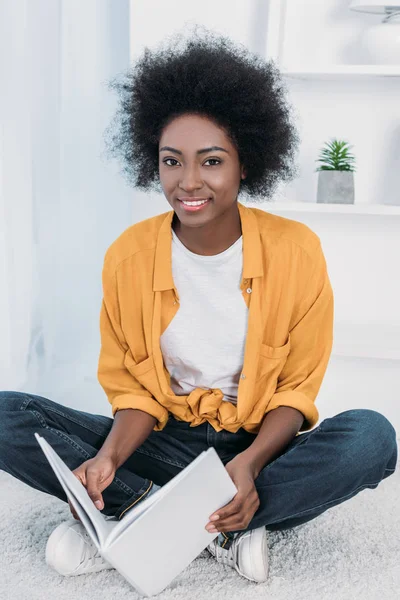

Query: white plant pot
[[316, 171, 355, 204], [361, 14, 400, 64]]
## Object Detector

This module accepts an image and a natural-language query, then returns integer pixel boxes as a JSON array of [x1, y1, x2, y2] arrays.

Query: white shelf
[[262, 1, 400, 368], [245, 201, 400, 216], [280, 65, 400, 80], [332, 322, 400, 361], [265, 3, 400, 80]]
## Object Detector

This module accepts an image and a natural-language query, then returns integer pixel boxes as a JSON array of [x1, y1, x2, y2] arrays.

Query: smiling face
[[158, 113, 246, 230]]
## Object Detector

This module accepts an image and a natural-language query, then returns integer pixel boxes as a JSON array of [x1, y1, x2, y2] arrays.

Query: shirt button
[[246, 288, 252, 294], [241, 373, 246, 379]]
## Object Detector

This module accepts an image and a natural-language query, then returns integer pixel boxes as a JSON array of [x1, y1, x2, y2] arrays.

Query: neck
[[172, 202, 242, 256]]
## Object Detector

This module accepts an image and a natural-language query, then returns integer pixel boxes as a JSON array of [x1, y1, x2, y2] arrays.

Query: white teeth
[[182, 199, 209, 206]]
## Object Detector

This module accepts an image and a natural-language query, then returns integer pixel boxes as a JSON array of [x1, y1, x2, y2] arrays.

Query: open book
[[34, 432, 238, 596]]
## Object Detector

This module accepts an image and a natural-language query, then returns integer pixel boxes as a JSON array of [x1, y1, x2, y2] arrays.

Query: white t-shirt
[[160, 227, 249, 406]]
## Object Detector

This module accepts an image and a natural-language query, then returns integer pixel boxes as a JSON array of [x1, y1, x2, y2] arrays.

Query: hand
[[205, 453, 260, 534], [68, 454, 117, 522]]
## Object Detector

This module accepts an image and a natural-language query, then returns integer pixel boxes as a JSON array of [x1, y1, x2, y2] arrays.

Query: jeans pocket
[[23, 394, 113, 438]]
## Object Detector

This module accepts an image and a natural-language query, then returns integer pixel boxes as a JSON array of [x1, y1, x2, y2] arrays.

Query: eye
[[162, 158, 222, 167], [163, 158, 179, 167]]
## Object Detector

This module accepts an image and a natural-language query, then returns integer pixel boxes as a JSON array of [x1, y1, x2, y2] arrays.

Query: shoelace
[[79, 528, 108, 568], [213, 531, 253, 579]]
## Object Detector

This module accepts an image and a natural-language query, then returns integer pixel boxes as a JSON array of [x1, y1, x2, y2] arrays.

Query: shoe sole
[[238, 527, 269, 582]]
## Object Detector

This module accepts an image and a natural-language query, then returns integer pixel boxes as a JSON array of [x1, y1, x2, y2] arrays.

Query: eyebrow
[[159, 145, 229, 155]]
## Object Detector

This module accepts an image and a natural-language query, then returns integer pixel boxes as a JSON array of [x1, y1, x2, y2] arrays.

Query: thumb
[[86, 475, 104, 510]]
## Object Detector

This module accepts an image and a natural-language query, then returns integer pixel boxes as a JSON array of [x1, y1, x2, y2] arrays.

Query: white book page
[[99, 448, 238, 596], [103, 450, 207, 550], [34, 433, 113, 549], [103, 483, 164, 549]]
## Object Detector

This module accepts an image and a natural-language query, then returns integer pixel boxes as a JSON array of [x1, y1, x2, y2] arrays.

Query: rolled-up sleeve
[[97, 251, 169, 430], [265, 239, 334, 431]]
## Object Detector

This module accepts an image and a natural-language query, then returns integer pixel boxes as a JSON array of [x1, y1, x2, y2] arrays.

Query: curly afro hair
[[103, 24, 301, 203]]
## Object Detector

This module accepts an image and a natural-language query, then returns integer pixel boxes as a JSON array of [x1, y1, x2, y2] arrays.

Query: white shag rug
[[0, 467, 399, 600]]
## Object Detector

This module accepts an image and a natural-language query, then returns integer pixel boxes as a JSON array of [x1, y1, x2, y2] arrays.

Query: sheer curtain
[[0, 0, 132, 415]]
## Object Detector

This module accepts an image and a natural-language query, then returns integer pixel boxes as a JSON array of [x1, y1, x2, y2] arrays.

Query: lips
[[178, 196, 211, 202], [177, 198, 212, 212]]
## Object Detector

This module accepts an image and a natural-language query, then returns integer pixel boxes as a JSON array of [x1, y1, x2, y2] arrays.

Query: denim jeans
[[0, 390, 397, 540]]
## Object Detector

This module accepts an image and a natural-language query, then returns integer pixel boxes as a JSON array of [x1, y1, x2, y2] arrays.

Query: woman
[[0, 26, 397, 585]]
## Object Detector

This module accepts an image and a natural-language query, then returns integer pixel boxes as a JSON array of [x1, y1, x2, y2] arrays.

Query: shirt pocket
[[123, 350, 161, 400], [256, 333, 291, 383]]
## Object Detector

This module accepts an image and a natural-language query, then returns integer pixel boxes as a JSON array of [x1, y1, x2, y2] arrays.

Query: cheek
[[159, 168, 175, 188], [211, 174, 237, 196]]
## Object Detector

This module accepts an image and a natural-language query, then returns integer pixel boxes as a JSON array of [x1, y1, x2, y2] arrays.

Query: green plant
[[315, 138, 356, 172]]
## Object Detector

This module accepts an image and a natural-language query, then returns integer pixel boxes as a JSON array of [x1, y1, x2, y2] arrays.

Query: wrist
[[232, 450, 261, 480], [96, 447, 120, 467]]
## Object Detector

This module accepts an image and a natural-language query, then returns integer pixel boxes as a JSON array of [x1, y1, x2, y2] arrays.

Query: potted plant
[[315, 138, 356, 204]]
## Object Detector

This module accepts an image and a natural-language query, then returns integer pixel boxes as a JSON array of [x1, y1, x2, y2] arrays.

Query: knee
[[345, 409, 397, 464], [350, 408, 396, 439], [0, 391, 28, 413]]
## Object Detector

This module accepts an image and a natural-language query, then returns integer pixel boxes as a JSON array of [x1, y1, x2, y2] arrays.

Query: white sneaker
[[207, 526, 269, 582], [45, 517, 117, 577]]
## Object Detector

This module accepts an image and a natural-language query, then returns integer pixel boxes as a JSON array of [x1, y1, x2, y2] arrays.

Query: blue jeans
[[0, 391, 397, 538]]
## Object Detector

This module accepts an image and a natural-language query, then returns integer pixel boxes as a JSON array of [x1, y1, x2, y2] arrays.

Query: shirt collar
[[153, 201, 264, 292]]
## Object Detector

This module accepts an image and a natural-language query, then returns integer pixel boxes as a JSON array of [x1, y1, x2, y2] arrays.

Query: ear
[[241, 167, 247, 180]]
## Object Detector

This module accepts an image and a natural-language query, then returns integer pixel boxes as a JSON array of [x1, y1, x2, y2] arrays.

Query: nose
[[179, 164, 203, 192]]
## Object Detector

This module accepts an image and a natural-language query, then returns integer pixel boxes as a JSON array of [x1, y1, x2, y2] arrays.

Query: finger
[[210, 495, 239, 519], [210, 509, 240, 528], [210, 515, 250, 533], [207, 507, 242, 531], [210, 498, 243, 522], [212, 518, 244, 533], [214, 500, 260, 532], [213, 488, 260, 522], [209, 497, 259, 532]]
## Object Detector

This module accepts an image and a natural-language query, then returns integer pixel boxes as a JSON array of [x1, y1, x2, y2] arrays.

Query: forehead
[[159, 114, 233, 149]]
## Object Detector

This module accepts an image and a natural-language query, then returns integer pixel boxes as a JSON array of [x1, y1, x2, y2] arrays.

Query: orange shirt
[[97, 201, 334, 434]]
